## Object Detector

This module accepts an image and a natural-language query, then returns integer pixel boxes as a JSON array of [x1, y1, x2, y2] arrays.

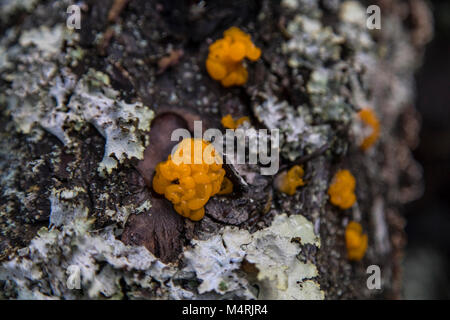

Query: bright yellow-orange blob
[[221, 114, 250, 129], [345, 221, 368, 261], [206, 27, 261, 87], [328, 169, 356, 210], [153, 138, 230, 221], [278, 165, 305, 196], [358, 108, 380, 151]]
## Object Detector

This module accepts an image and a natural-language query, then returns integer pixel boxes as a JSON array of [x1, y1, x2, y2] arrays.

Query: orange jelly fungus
[[345, 221, 368, 261], [221, 114, 250, 129], [206, 27, 261, 87], [358, 108, 380, 151], [279, 165, 305, 196], [328, 169, 356, 210], [153, 138, 232, 221]]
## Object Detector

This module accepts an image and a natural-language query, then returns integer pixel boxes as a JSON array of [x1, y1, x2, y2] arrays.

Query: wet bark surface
[[0, 0, 432, 299]]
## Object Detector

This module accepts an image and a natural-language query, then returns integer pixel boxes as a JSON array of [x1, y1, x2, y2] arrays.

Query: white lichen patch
[[106, 199, 152, 226], [182, 214, 324, 300], [0, 219, 184, 299], [253, 94, 330, 161], [69, 69, 155, 174], [1, 23, 154, 174], [280, 0, 320, 16], [273, 7, 381, 158], [0, 0, 39, 19], [135, 199, 152, 213], [49, 186, 89, 227], [183, 229, 253, 297], [19, 25, 64, 57], [339, 1, 367, 27], [254, 11, 365, 162], [283, 14, 344, 69], [306, 66, 354, 123]]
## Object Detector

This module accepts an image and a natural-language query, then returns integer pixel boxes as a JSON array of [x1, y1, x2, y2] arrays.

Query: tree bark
[[0, 0, 432, 299]]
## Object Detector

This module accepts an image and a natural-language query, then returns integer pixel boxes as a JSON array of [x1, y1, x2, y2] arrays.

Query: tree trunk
[[0, 0, 432, 299]]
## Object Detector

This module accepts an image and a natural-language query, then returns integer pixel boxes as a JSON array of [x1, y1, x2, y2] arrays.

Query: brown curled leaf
[[121, 197, 185, 263], [135, 112, 187, 186], [121, 112, 189, 262]]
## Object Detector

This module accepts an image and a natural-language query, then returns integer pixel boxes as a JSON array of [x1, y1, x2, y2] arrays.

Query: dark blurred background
[[402, 0, 450, 299]]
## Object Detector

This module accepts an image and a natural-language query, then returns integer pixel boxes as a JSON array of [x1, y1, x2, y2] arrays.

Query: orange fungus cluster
[[206, 27, 261, 87], [278, 165, 305, 196], [358, 108, 380, 151], [221, 114, 250, 129], [345, 221, 368, 261], [327, 169, 356, 210], [152, 138, 232, 221]]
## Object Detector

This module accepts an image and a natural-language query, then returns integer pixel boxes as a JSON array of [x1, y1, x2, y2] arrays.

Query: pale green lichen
[[283, 13, 354, 125], [283, 14, 344, 69], [183, 214, 323, 299], [1, 213, 323, 300]]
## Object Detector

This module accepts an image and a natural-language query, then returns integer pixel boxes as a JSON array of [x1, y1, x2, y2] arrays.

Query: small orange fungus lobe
[[218, 177, 233, 195], [358, 108, 380, 151], [345, 221, 368, 261], [152, 138, 230, 221], [206, 27, 261, 87], [221, 114, 250, 129], [328, 169, 356, 210], [279, 165, 305, 196]]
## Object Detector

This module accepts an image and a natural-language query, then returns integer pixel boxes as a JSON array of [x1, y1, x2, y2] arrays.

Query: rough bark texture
[[0, 0, 432, 299]]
